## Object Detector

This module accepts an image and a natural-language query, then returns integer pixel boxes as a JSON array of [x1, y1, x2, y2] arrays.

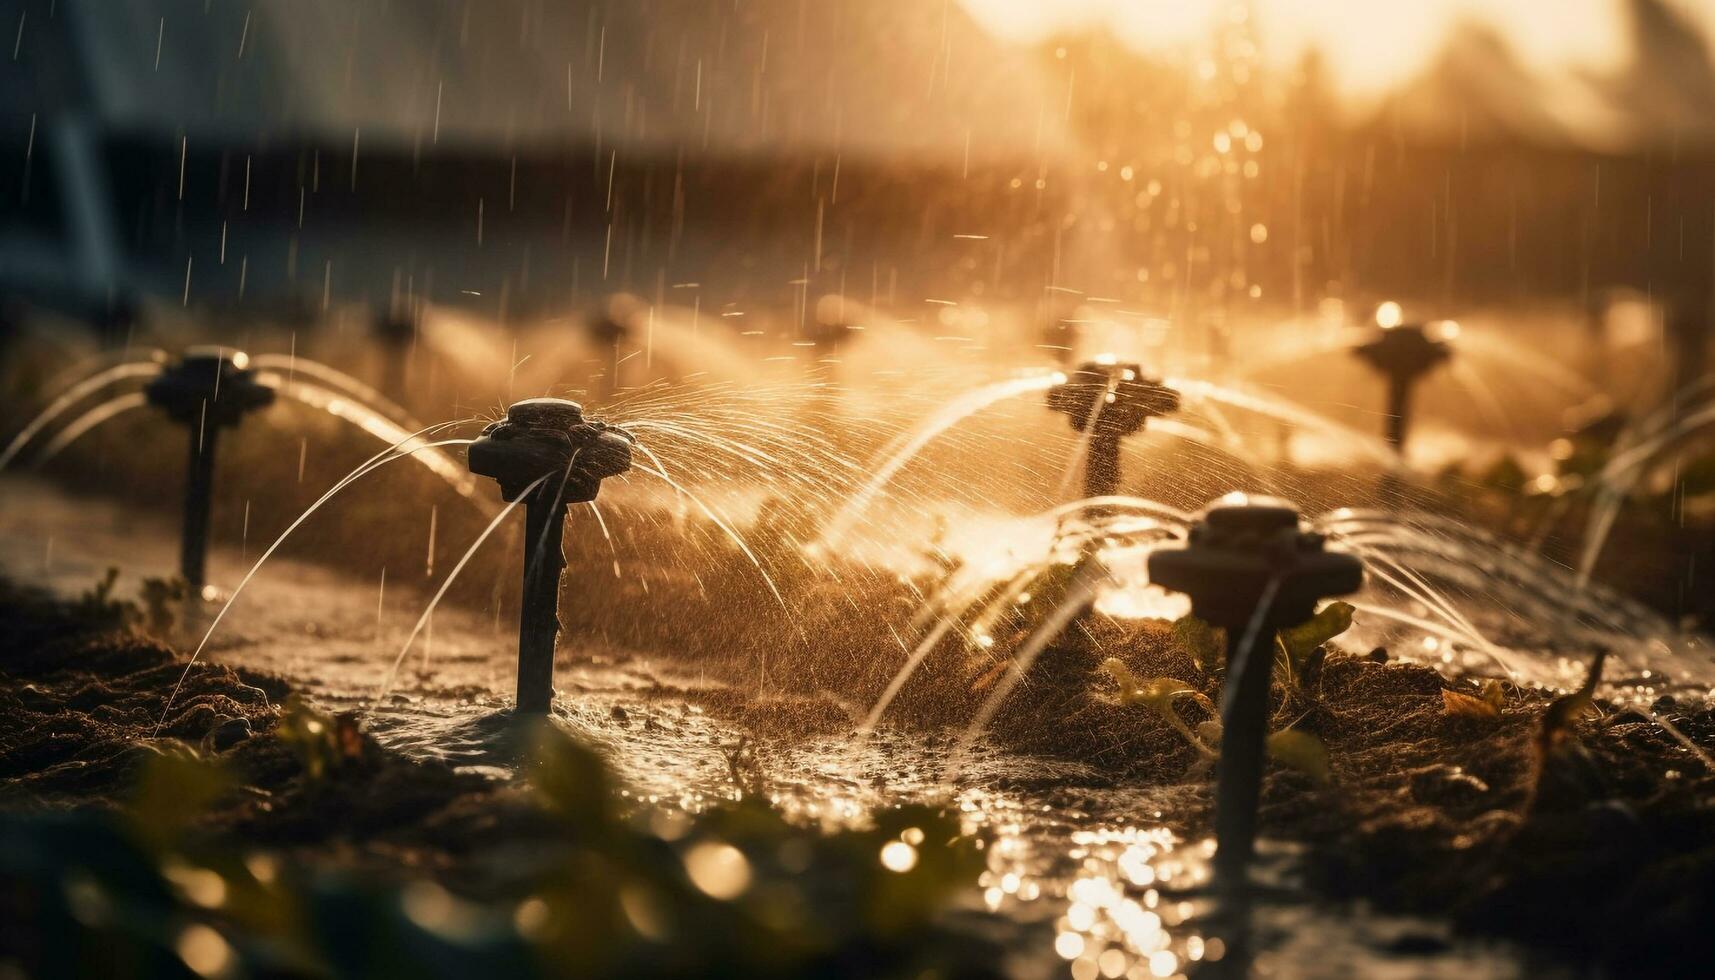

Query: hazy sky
[[959, 0, 1711, 101]]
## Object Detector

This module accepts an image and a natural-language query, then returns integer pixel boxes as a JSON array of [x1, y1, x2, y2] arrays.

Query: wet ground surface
[[0, 476, 1560, 978]]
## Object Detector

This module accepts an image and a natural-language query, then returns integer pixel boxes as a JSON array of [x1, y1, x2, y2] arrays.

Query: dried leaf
[[1266, 729, 1333, 786], [1481, 679, 1506, 712], [1442, 687, 1501, 719]]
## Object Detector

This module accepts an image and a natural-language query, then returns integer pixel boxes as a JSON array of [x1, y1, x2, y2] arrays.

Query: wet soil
[[4, 577, 1714, 975], [0, 579, 531, 870]]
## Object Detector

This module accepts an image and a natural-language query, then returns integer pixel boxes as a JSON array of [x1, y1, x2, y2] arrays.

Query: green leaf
[[1101, 659, 1215, 756], [1170, 615, 1225, 671], [1266, 729, 1332, 786], [127, 743, 231, 846], [1277, 601, 1356, 667], [528, 720, 613, 830]]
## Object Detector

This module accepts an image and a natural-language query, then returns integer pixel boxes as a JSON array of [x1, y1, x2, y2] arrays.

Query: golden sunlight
[[960, 0, 1638, 100]]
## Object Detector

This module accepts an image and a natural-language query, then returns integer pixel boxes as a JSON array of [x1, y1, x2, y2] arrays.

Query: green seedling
[[1171, 613, 1225, 672], [139, 576, 188, 635], [1276, 600, 1355, 690], [1265, 729, 1333, 786], [1103, 658, 1218, 756], [276, 695, 369, 785], [74, 566, 139, 627]]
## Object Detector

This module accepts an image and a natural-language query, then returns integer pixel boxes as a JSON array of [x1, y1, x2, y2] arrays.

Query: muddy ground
[[4, 575, 1715, 977]]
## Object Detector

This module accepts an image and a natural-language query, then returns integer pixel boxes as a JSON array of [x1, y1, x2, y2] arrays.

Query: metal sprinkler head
[[468, 398, 635, 503], [1147, 495, 1363, 890], [1148, 496, 1362, 632], [587, 294, 639, 349], [1353, 324, 1451, 454], [808, 294, 859, 356], [1352, 323, 1450, 386], [1047, 360, 1180, 500], [373, 308, 419, 347], [468, 398, 634, 714], [1047, 360, 1180, 439], [144, 346, 275, 429], [143, 348, 275, 591]]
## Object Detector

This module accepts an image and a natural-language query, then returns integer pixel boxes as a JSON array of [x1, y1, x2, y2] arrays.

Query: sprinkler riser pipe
[[1213, 629, 1273, 881], [1353, 326, 1448, 454], [1047, 361, 1179, 505], [466, 398, 634, 715], [144, 349, 275, 590], [1385, 377, 1411, 453], [1146, 499, 1362, 891], [180, 427, 219, 589], [516, 491, 569, 714], [1085, 432, 1122, 501]]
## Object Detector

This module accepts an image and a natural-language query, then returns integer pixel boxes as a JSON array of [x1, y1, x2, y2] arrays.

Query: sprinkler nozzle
[[1353, 324, 1450, 453], [1047, 360, 1180, 439], [144, 348, 274, 590], [809, 295, 859, 355], [469, 398, 633, 715], [1149, 496, 1361, 631], [1147, 495, 1363, 890], [1047, 361, 1179, 500], [467, 398, 635, 503], [144, 346, 275, 429]]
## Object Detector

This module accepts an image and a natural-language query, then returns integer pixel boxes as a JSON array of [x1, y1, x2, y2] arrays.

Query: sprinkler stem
[[466, 398, 634, 714], [1146, 498, 1363, 891], [517, 483, 570, 714], [1384, 375, 1411, 454], [1353, 324, 1449, 457], [144, 348, 275, 591], [1085, 431, 1123, 501], [180, 426, 219, 589], [1212, 613, 1277, 883], [1047, 360, 1179, 509]]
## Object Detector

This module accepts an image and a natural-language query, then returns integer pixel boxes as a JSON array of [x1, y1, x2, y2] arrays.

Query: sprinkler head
[[373, 309, 419, 347], [1148, 495, 1363, 631], [467, 398, 634, 503], [144, 347, 275, 428], [1047, 360, 1180, 439], [587, 294, 639, 348], [809, 295, 859, 353], [1352, 323, 1450, 385]]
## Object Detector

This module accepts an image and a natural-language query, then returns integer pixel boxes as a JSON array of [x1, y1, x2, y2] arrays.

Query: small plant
[[721, 735, 771, 802], [1103, 658, 1217, 757], [1171, 613, 1224, 672], [72, 566, 139, 628], [275, 695, 370, 785], [1275, 600, 1355, 692], [139, 576, 189, 635], [1103, 657, 1334, 785], [1537, 649, 1607, 760]]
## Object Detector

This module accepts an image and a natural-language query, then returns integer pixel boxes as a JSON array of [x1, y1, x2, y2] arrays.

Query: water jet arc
[[1147, 497, 1363, 890], [467, 398, 634, 714], [143, 348, 275, 589], [1047, 360, 1179, 500]]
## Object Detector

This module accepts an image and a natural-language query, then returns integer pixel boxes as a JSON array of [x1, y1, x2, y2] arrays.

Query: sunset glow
[[961, 0, 1648, 100]]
